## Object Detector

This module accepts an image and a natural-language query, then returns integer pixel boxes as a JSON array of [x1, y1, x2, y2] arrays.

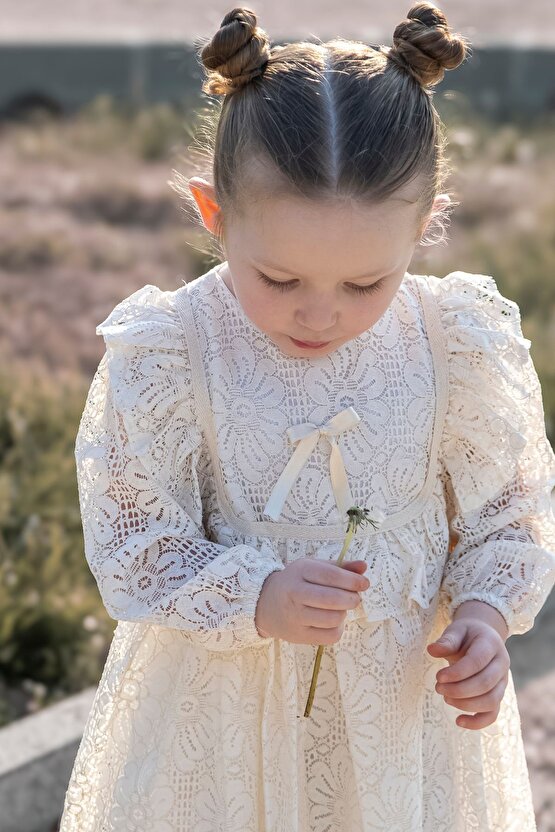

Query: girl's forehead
[[228, 193, 421, 257], [233, 172, 423, 227]]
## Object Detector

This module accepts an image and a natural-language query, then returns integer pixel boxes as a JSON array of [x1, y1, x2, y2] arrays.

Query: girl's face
[[190, 177, 442, 357]]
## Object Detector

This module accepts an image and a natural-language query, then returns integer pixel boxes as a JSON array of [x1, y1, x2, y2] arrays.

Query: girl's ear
[[189, 177, 222, 235], [417, 193, 451, 239], [433, 194, 451, 211]]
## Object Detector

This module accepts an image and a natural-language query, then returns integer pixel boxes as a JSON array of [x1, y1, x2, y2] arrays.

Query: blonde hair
[[174, 3, 471, 256]]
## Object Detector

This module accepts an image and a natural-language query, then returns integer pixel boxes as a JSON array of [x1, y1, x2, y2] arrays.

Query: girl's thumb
[[428, 633, 456, 651]]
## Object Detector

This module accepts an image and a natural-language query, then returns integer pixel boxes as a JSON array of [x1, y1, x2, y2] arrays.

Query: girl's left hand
[[427, 621, 510, 730]]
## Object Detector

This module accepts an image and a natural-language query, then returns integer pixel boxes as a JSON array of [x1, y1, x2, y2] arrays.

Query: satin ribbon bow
[[263, 406, 361, 521]]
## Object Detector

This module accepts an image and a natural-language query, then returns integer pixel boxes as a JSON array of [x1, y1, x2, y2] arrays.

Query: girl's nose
[[295, 303, 338, 332]]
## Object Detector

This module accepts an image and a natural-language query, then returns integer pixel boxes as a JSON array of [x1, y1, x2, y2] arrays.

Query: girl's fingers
[[435, 637, 498, 685], [444, 677, 507, 712], [454, 709, 499, 730], [334, 559, 368, 573], [436, 658, 509, 699]]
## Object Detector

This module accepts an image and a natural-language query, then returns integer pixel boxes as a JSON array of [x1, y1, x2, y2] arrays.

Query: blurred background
[[0, 1, 554, 830]]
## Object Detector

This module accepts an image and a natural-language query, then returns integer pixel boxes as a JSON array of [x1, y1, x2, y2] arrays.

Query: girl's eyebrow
[[253, 261, 391, 281]]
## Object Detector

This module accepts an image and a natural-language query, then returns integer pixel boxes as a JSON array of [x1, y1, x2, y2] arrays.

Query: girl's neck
[[218, 262, 237, 298]]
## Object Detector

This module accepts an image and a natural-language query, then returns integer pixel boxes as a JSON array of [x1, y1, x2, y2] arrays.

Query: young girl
[[59, 4, 555, 830]]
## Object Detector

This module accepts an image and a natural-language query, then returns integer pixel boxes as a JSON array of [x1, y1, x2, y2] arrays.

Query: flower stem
[[303, 507, 379, 718]]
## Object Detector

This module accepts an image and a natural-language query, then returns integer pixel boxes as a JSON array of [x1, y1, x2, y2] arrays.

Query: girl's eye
[[256, 272, 294, 293], [255, 271, 385, 295], [348, 279, 385, 296]]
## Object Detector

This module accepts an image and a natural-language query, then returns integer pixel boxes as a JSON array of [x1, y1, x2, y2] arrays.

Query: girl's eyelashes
[[254, 271, 297, 293], [348, 278, 386, 296], [254, 270, 386, 296]]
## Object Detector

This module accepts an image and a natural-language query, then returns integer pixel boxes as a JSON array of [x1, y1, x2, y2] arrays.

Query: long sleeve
[[430, 271, 555, 638], [75, 284, 285, 651]]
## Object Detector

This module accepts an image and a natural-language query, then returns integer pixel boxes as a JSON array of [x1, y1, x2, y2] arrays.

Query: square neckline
[[177, 265, 450, 539]]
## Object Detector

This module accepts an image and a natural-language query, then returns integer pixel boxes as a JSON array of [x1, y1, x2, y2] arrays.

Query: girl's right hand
[[255, 558, 370, 645]]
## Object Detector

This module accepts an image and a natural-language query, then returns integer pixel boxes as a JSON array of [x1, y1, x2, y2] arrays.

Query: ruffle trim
[[429, 271, 553, 515], [439, 533, 555, 637], [96, 284, 184, 350]]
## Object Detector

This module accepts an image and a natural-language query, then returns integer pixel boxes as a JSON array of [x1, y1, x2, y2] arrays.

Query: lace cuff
[[430, 271, 555, 637], [75, 285, 285, 651]]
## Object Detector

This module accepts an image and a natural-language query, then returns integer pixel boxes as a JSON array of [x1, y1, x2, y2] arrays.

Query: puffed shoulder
[[94, 283, 203, 477], [427, 271, 555, 515], [96, 284, 185, 350]]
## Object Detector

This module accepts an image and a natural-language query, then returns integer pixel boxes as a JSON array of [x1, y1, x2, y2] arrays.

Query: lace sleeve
[[75, 284, 285, 651], [430, 271, 555, 638]]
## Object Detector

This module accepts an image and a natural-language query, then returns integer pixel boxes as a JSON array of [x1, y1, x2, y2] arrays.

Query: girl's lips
[[290, 336, 331, 348]]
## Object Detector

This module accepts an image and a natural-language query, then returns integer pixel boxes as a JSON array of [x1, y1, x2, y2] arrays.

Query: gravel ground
[[509, 490, 555, 829], [518, 668, 555, 830]]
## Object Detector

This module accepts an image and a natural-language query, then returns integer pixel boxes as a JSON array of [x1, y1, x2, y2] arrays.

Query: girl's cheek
[[350, 305, 381, 330], [237, 290, 270, 321]]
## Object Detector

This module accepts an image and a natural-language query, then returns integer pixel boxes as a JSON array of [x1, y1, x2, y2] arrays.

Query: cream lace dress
[[59, 263, 555, 832]]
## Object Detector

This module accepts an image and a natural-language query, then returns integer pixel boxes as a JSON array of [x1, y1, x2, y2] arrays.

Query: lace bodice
[[75, 264, 555, 645]]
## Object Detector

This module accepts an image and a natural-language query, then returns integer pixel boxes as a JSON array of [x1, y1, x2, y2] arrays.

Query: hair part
[[173, 3, 471, 257]]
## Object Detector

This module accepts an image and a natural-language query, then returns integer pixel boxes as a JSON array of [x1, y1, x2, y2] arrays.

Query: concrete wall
[[0, 687, 96, 832], [0, 41, 554, 121]]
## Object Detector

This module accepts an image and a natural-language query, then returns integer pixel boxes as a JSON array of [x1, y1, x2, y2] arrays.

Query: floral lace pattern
[[429, 272, 555, 637], [58, 265, 555, 831]]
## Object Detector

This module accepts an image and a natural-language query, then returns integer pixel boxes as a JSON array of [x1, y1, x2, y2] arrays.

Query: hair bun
[[199, 7, 272, 96], [387, 2, 470, 87]]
